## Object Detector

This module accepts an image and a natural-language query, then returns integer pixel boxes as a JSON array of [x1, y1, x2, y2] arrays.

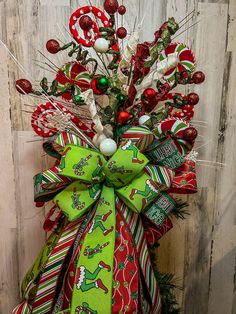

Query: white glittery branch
[[136, 52, 179, 96], [186, 150, 199, 162]]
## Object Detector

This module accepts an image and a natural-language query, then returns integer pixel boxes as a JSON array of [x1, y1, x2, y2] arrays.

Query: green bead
[[74, 95, 83, 103], [97, 77, 109, 89]]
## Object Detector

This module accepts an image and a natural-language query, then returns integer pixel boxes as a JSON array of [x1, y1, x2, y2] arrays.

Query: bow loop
[[103, 141, 149, 188], [59, 144, 106, 183]]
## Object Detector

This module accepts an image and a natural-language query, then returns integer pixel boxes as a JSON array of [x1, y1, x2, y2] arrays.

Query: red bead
[[187, 92, 199, 106], [15, 79, 33, 94], [192, 71, 205, 84], [118, 5, 126, 15], [35, 202, 45, 208], [117, 111, 130, 125], [183, 127, 198, 142], [46, 39, 61, 54], [104, 0, 119, 14], [79, 15, 93, 31], [116, 27, 127, 39], [90, 78, 106, 95]]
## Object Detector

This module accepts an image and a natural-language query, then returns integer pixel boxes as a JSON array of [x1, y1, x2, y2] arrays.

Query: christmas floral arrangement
[[12, 1, 205, 313]]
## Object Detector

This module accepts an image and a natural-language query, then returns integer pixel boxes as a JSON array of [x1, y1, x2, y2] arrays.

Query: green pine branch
[[170, 200, 190, 220]]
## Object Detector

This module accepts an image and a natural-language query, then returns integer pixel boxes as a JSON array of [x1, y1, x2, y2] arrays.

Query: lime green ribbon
[[52, 141, 165, 314], [54, 141, 161, 221]]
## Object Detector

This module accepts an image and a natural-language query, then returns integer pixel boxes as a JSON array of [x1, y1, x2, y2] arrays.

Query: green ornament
[[117, 94, 127, 104], [97, 77, 109, 89], [74, 95, 83, 103]]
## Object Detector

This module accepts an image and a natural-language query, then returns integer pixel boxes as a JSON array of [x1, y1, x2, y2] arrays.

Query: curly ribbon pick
[[32, 133, 175, 313], [81, 89, 105, 146], [117, 31, 139, 86]]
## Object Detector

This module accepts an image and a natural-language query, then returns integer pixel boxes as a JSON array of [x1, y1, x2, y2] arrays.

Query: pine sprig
[[171, 200, 190, 220]]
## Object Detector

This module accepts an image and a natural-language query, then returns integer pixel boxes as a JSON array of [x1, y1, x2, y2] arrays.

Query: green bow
[[54, 140, 164, 221]]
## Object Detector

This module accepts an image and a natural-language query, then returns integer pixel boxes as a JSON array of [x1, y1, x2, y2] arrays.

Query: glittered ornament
[[117, 94, 127, 107], [100, 138, 117, 156], [118, 5, 126, 15], [46, 39, 61, 54], [94, 38, 110, 53], [187, 93, 199, 106], [183, 127, 198, 142], [104, 0, 119, 15], [142, 88, 158, 112], [97, 77, 109, 90], [116, 27, 127, 39], [117, 111, 130, 125], [74, 95, 84, 103], [79, 15, 93, 31], [15, 79, 33, 94], [192, 71, 205, 84], [142, 88, 157, 101]]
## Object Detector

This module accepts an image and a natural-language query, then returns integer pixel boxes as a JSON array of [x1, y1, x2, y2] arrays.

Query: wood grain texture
[[0, 1, 236, 313]]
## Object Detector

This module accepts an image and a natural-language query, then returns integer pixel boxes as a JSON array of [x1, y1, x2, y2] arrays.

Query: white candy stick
[[82, 89, 104, 136]]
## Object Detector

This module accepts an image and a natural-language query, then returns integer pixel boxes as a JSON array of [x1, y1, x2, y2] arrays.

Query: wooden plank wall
[[0, 0, 235, 313]]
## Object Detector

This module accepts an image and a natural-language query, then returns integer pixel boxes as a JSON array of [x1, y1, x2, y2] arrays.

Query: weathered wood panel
[[0, 1, 236, 313]]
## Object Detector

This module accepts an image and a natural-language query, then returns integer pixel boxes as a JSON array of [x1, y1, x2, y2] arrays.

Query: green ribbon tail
[[70, 186, 116, 314]]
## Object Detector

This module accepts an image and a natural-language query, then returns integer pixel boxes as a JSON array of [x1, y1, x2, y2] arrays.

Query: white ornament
[[94, 38, 109, 53], [139, 115, 150, 125], [99, 138, 117, 156]]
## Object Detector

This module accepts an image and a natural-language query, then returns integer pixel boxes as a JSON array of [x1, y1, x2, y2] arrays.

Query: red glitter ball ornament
[[183, 127, 198, 142], [15, 79, 33, 94], [192, 71, 205, 84], [79, 15, 93, 31], [187, 92, 199, 106], [117, 27, 127, 39], [143, 88, 157, 100], [104, 0, 119, 14], [117, 111, 130, 125], [46, 39, 61, 54], [118, 5, 126, 15]]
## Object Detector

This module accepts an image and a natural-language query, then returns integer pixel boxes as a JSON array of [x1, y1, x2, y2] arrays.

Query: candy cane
[[69, 6, 111, 47], [155, 118, 193, 155], [159, 43, 195, 82]]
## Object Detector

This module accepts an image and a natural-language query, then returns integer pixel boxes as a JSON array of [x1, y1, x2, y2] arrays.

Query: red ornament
[[90, 77, 106, 95], [15, 79, 33, 94], [46, 39, 61, 54], [142, 88, 158, 112], [187, 93, 199, 106], [104, 0, 119, 14], [79, 15, 93, 31], [192, 71, 205, 84], [183, 127, 198, 142], [118, 5, 126, 15], [116, 27, 127, 39], [143, 88, 157, 100], [117, 111, 130, 125]]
